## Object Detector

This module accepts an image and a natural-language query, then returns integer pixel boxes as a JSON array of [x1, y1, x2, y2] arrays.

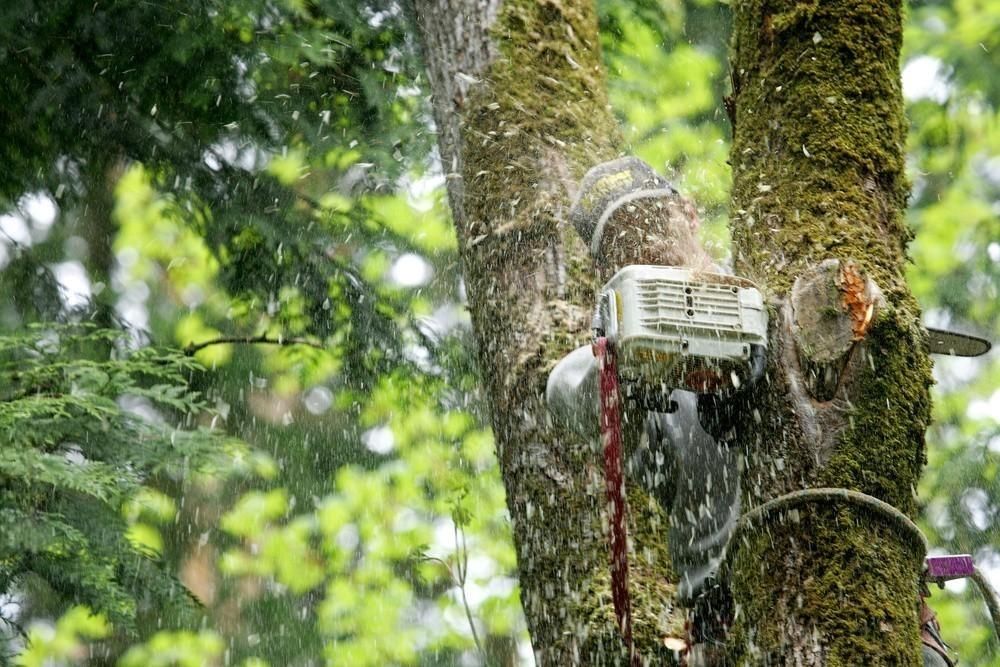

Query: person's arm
[[545, 345, 600, 439]]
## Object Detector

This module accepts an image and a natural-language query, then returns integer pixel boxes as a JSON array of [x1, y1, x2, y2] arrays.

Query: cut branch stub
[[790, 258, 883, 401]]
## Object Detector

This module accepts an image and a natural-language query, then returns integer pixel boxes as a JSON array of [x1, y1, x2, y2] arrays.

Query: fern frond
[[0, 449, 137, 503], [0, 324, 238, 633]]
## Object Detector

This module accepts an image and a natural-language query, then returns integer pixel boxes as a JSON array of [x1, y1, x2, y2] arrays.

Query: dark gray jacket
[[546, 346, 740, 602]]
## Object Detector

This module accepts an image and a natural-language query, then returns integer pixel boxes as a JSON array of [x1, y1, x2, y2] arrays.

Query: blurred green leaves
[[14, 607, 109, 667], [901, 1, 1000, 663], [209, 370, 515, 665]]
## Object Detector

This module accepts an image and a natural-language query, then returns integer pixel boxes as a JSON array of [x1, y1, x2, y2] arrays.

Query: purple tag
[[925, 554, 975, 581]]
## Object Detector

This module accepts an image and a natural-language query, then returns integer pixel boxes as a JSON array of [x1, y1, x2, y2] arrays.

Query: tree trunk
[[412, 0, 933, 664], [409, 0, 685, 663], [727, 0, 933, 663]]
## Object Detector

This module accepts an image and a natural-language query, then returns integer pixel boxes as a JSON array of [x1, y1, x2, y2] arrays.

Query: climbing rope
[[970, 567, 1000, 643], [728, 487, 1000, 643], [732, 487, 928, 555]]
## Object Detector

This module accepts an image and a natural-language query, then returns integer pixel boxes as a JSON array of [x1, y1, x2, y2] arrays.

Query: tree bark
[[413, 0, 934, 664], [410, 0, 686, 663], [727, 0, 933, 663]]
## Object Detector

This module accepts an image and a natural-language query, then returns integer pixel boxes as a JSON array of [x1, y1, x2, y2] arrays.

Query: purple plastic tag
[[925, 554, 975, 581]]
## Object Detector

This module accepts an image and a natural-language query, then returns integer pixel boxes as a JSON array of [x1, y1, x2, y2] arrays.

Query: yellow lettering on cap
[[580, 170, 633, 212]]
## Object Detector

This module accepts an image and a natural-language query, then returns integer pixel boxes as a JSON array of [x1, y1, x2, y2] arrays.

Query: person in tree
[[546, 157, 954, 666]]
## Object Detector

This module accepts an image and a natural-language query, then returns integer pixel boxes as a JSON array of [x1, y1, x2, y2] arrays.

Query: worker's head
[[569, 157, 712, 280]]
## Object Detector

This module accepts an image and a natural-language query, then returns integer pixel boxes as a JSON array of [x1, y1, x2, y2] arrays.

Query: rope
[[731, 487, 928, 557], [971, 567, 1000, 643]]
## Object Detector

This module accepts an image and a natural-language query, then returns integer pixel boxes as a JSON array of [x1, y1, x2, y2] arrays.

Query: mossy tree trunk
[[413, 0, 932, 664], [727, 0, 933, 663], [410, 0, 685, 663]]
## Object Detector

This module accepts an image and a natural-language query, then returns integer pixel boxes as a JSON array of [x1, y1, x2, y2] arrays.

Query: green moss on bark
[[576, 484, 685, 664], [728, 314, 932, 664], [449, 0, 684, 662], [729, 507, 924, 665], [728, 0, 934, 663], [821, 314, 933, 514], [730, 0, 910, 298]]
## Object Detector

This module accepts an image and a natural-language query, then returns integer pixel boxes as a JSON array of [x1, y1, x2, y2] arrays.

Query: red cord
[[594, 337, 638, 665]]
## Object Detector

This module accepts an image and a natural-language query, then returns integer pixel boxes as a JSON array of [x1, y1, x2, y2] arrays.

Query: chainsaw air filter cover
[[596, 265, 768, 395]]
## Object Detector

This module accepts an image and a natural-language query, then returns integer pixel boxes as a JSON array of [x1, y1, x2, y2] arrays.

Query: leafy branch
[[417, 521, 488, 665]]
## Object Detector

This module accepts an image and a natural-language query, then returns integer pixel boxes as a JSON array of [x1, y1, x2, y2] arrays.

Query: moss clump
[[821, 313, 933, 515], [728, 505, 923, 665], [625, 485, 687, 657]]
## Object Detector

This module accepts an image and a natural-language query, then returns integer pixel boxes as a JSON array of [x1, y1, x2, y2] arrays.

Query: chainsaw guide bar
[[926, 327, 991, 357]]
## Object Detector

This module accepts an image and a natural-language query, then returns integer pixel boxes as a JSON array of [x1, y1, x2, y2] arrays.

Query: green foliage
[[14, 607, 269, 667], [0, 0, 995, 665], [900, 2, 1000, 664], [0, 325, 234, 644], [118, 629, 226, 667], [213, 372, 517, 666], [0, 0, 434, 390], [0, 0, 511, 658], [13, 607, 109, 667]]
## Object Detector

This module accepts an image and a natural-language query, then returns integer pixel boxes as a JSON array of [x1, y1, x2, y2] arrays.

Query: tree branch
[[183, 335, 324, 356]]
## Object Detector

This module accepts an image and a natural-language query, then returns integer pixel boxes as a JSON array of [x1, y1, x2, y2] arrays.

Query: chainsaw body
[[594, 265, 768, 396]]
